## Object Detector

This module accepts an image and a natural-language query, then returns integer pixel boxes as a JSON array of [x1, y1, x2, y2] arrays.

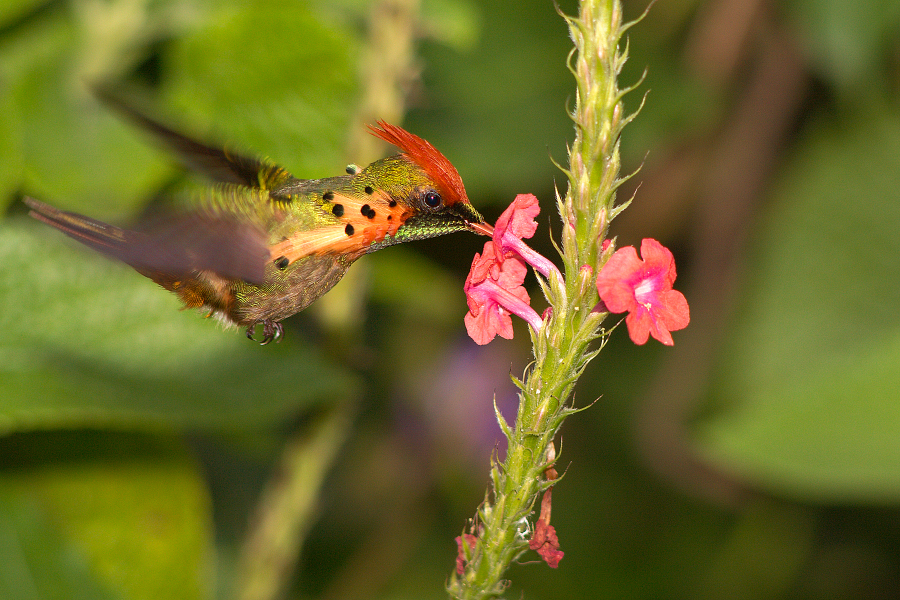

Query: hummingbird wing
[[25, 197, 269, 285], [95, 88, 293, 195]]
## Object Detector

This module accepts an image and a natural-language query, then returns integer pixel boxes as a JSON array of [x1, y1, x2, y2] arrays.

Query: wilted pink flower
[[529, 488, 564, 568], [455, 534, 478, 575], [595, 238, 689, 346]]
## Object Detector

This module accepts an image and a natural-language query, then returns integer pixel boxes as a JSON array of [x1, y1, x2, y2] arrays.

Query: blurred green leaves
[[698, 104, 900, 501], [0, 2, 365, 596], [0, 0, 362, 213], [0, 433, 212, 600], [0, 220, 357, 431], [0, 0, 364, 429], [786, 0, 900, 93], [161, 1, 359, 175], [410, 0, 575, 205], [0, 0, 364, 434], [1, 1, 176, 213]]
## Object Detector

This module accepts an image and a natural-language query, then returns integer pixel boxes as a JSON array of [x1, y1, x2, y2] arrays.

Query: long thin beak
[[468, 221, 494, 236], [451, 201, 494, 237]]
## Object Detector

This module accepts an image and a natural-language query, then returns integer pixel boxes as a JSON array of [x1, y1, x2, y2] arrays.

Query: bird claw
[[246, 320, 284, 345]]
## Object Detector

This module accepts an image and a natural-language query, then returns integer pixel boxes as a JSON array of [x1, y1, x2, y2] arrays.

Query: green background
[[2, 0, 900, 597]]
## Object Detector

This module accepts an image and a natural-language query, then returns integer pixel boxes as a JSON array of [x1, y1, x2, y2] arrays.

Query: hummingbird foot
[[246, 320, 284, 345]]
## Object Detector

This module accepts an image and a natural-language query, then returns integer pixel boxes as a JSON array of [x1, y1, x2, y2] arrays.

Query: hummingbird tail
[[24, 196, 132, 255]]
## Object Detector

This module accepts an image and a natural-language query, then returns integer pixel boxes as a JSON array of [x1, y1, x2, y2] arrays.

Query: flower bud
[[576, 264, 595, 302]]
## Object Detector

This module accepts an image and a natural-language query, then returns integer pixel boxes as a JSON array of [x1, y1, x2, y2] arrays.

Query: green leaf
[[0, 219, 357, 432], [411, 1, 573, 205], [0, 4, 186, 214], [0, 0, 48, 30], [0, 432, 212, 600], [162, 2, 359, 175], [786, 0, 900, 92], [368, 247, 462, 324], [14, 59, 177, 215], [697, 104, 900, 502], [0, 495, 117, 600], [0, 80, 24, 214], [421, 0, 482, 51]]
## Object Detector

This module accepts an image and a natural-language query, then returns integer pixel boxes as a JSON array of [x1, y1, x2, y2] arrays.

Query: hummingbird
[[25, 100, 492, 344]]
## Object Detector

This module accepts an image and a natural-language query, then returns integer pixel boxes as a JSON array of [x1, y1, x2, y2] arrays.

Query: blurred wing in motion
[[24, 197, 269, 285], [94, 88, 293, 195]]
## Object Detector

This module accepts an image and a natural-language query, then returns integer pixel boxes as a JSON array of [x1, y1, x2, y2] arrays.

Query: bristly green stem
[[447, 0, 642, 597]]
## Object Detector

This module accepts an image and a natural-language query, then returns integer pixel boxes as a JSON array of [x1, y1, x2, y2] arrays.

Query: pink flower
[[464, 242, 542, 345], [492, 194, 560, 280], [494, 193, 540, 242], [529, 487, 564, 568], [595, 238, 690, 346], [463, 194, 567, 345], [455, 534, 478, 575]]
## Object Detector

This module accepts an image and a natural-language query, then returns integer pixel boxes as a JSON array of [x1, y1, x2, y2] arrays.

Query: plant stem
[[447, 0, 636, 597], [236, 403, 355, 600]]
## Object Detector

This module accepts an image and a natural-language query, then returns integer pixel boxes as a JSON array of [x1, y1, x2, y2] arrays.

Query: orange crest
[[368, 121, 469, 206]]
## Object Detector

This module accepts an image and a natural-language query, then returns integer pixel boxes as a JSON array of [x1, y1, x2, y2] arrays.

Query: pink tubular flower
[[595, 238, 690, 346], [464, 242, 542, 345], [463, 194, 565, 345], [492, 194, 561, 280], [494, 193, 539, 241]]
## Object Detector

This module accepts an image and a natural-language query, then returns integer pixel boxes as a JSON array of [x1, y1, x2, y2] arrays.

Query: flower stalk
[[448, 0, 650, 597]]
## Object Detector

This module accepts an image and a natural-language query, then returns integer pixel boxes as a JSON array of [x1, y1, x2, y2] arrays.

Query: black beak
[[452, 202, 493, 236]]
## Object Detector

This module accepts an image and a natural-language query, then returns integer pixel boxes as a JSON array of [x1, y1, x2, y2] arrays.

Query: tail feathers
[[24, 197, 269, 285], [25, 197, 130, 254]]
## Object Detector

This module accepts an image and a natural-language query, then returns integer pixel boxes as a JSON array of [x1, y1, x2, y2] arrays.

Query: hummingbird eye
[[423, 190, 442, 209]]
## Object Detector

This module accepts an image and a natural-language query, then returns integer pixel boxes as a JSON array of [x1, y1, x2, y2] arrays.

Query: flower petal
[[464, 239, 541, 344], [659, 289, 690, 333], [595, 238, 689, 346], [494, 193, 540, 242], [595, 245, 642, 313], [455, 534, 478, 575], [529, 518, 564, 568], [638, 238, 677, 287], [464, 301, 514, 345]]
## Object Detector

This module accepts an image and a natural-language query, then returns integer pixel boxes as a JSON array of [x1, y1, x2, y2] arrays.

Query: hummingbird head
[[365, 121, 492, 245]]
